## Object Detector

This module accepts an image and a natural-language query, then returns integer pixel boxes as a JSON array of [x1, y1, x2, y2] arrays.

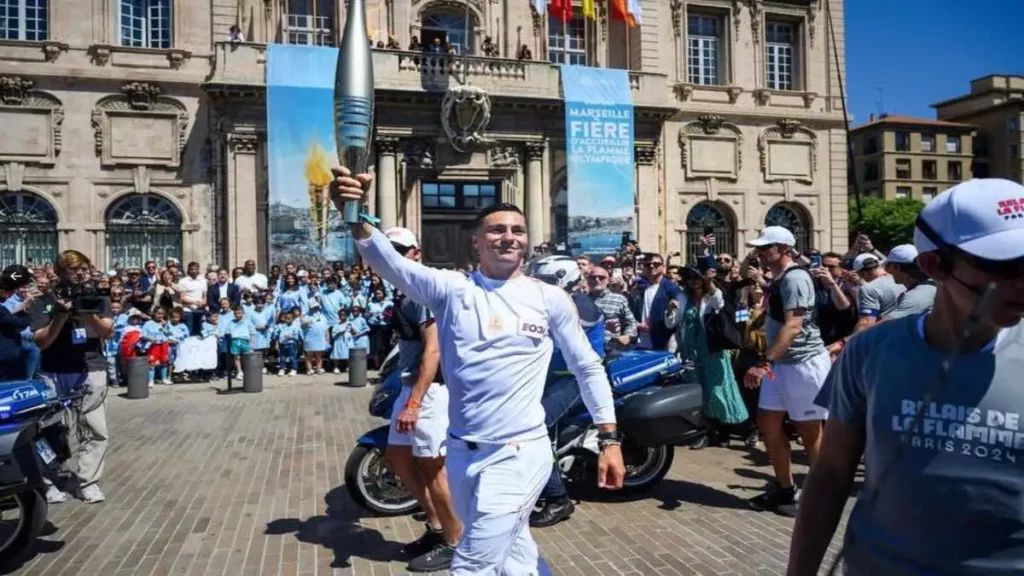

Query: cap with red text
[[914, 178, 1024, 261]]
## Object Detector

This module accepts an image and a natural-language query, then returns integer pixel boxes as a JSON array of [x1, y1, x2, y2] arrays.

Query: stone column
[[525, 141, 546, 249], [376, 136, 399, 230], [635, 144, 659, 251], [226, 133, 261, 266]]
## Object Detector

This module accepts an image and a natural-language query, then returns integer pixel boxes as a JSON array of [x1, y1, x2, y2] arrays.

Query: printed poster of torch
[[266, 44, 358, 267]]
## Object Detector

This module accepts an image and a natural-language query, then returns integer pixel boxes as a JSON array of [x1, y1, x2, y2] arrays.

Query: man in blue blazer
[[632, 252, 682, 350]]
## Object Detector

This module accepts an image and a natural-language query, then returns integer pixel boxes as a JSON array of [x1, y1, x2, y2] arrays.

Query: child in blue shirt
[[215, 299, 233, 378], [274, 310, 299, 376], [301, 301, 329, 374], [330, 308, 354, 372], [141, 307, 170, 386], [248, 294, 275, 374], [166, 308, 190, 382], [226, 305, 253, 377], [347, 304, 371, 351], [104, 301, 128, 386]]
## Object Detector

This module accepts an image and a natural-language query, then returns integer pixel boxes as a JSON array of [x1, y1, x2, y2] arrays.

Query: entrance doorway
[[420, 181, 498, 269]]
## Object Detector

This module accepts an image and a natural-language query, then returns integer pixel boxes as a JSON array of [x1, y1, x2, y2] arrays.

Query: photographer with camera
[[31, 250, 112, 504]]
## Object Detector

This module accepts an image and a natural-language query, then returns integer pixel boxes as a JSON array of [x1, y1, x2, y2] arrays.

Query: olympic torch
[[334, 0, 375, 224]]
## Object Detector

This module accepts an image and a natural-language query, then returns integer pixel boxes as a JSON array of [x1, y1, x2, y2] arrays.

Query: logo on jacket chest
[[517, 318, 547, 340]]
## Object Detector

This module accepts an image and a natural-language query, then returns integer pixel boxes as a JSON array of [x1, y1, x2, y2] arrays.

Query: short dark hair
[[822, 252, 843, 260], [231, 304, 243, 312], [473, 202, 524, 229], [644, 252, 663, 263], [187, 261, 199, 269]]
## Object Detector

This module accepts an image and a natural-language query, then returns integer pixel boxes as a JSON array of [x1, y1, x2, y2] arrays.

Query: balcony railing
[[207, 42, 674, 110]]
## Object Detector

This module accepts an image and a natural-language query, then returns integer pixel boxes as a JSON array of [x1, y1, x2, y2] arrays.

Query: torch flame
[[304, 142, 333, 188]]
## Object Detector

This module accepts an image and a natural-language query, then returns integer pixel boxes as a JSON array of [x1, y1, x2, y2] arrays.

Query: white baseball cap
[[853, 253, 883, 272], [296, 269, 309, 278], [746, 226, 797, 248], [385, 227, 419, 249], [914, 178, 1024, 261], [886, 244, 919, 265]]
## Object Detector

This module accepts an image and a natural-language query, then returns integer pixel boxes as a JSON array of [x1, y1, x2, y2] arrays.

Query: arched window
[[765, 202, 811, 254], [0, 191, 58, 268], [553, 184, 568, 248], [685, 202, 735, 264], [105, 194, 182, 268], [421, 11, 472, 54]]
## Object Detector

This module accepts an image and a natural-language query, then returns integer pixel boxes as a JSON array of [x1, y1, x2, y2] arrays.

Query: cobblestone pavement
[[12, 376, 850, 576]]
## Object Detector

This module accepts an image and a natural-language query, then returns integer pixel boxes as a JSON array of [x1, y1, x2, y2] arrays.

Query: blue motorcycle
[[0, 379, 81, 567], [345, 348, 707, 515]]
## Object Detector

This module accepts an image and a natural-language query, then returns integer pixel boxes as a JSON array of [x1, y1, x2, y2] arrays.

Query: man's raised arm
[[352, 224, 456, 311]]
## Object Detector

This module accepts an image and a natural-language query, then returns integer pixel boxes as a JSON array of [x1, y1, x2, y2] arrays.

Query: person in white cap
[[331, 166, 623, 576], [850, 252, 905, 333], [380, 225, 463, 573], [881, 244, 936, 320], [742, 225, 830, 517], [790, 178, 1024, 575]]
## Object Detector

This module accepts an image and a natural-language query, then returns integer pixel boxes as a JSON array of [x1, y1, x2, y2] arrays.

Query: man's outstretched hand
[[330, 165, 375, 239], [597, 444, 626, 490]]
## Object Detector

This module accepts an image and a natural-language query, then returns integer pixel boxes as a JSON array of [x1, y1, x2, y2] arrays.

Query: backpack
[[704, 279, 743, 354]]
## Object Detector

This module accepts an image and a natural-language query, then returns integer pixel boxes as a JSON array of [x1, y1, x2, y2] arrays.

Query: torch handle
[[342, 200, 362, 224], [334, 95, 374, 225]]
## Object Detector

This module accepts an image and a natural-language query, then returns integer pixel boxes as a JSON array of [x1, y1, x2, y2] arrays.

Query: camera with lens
[[53, 283, 110, 315]]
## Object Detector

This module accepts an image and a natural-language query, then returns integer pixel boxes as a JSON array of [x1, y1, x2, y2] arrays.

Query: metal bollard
[[347, 348, 368, 388], [124, 356, 149, 399], [241, 352, 263, 393]]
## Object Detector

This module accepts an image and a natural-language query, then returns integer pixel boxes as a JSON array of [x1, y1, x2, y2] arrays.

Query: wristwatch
[[597, 430, 623, 450]]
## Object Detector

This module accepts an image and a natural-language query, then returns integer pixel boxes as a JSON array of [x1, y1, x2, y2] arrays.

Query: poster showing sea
[[267, 44, 357, 267], [561, 66, 635, 259]]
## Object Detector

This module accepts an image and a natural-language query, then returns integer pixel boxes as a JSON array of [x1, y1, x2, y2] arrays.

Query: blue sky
[[846, 0, 1024, 125]]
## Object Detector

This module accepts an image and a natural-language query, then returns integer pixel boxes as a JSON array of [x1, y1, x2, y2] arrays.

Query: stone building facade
[[0, 0, 848, 270]]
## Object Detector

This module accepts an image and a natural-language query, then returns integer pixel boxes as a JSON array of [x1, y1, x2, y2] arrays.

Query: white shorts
[[388, 383, 449, 458], [758, 350, 831, 421]]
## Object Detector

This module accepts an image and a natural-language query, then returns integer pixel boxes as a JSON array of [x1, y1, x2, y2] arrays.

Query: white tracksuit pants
[[447, 434, 552, 575]]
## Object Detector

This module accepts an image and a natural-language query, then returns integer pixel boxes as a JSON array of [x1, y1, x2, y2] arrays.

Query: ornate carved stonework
[[670, 0, 683, 36], [91, 45, 111, 66], [530, 3, 543, 32], [376, 136, 400, 156], [733, 0, 743, 32], [41, 41, 68, 62], [228, 133, 259, 154], [758, 119, 818, 184], [598, 0, 608, 41], [727, 86, 743, 104], [441, 85, 493, 153], [404, 141, 435, 169], [122, 82, 163, 110], [0, 76, 64, 164], [678, 116, 744, 181], [753, 88, 771, 106], [635, 145, 657, 165], [0, 76, 33, 105], [807, 0, 820, 47], [802, 91, 817, 109], [487, 145, 521, 169], [746, 0, 763, 43], [91, 83, 190, 167], [525, 141, 546, 161], [674, 84, 694, 102]]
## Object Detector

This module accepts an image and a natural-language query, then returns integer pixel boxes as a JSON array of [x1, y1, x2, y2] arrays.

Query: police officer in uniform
[[0, 265, 34, 382]]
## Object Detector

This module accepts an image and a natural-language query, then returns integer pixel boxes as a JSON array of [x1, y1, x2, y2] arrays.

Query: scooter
[[345, 348, 708, 515], [0, 379, 80, 568]]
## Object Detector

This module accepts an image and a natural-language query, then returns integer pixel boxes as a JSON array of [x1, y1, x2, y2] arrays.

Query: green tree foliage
[[848, 196, 925, 253]]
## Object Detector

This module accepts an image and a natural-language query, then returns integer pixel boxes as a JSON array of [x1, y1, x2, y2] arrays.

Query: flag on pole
[[582, 0, 596, 20], [548, 0, 572, 22], [626, 0, 642, 25], [609, 0, 632, 26]]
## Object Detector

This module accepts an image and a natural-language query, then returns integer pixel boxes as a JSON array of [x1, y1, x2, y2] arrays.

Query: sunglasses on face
[[717, 257, 732, 263], [957, 251, 1024, 281], [643, 261, 663, 268]]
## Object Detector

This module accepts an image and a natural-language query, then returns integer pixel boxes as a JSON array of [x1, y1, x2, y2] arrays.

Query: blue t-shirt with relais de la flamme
[[825, 314, 1024, 575]]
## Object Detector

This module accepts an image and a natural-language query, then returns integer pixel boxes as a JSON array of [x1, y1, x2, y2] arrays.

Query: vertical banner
[[561, 66, 635, 259], [267, 44, 356, 267]]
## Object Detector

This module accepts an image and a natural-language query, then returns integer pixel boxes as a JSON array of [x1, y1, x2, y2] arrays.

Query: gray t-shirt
[[884, 280, 937, 320], [857, 274, 905, 318], [825, 316, 1024, 575], [396, 297, 435, 383], [765, 267, 827, 364]]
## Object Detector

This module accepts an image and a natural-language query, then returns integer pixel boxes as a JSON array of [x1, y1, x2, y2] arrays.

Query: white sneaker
[[46, 485, 68, 504], [288, 370, 297, 377], [79, 484, 105, 504], [161, 379, 172, 385], [332, 367, 340, 375], [262, 367, 268, 374], [317, 368, 326, 375], [148, 381, 155, 388], [238, 371, 244, 379], [277, 369, 285, 376]]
